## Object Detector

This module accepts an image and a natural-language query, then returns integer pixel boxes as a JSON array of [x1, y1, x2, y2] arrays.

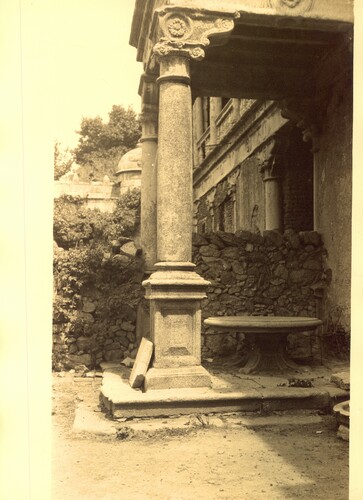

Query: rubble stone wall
[[53, 229, 329, 369], [192, 230, 329, 358], [52, 246, 144, 371]]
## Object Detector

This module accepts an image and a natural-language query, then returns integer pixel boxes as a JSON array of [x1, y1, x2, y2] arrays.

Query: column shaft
[[264, 176, 282, 231], [202, 97, 209, 131], [157, 56, 193, 263], [193, 97, 204, 168], [140, 112, 158, 271], [194, 97, 204, 139]]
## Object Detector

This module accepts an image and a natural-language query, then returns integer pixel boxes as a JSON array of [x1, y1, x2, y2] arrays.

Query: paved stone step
[[100, 367, 348, 419]]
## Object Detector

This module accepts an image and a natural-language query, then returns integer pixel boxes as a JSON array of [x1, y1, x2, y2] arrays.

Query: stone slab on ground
[[331, 371, 350, 390], [129, 337, 153, 388], [72, 402, 324, 438], [100, 361, 122, 371], [73, 403, 117, 436]]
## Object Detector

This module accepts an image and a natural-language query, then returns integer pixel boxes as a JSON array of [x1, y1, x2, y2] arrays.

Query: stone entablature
[[130, 0, 353, 66], [193, 100, 287, 202]]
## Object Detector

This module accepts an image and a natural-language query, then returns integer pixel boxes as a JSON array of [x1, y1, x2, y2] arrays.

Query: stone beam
[[190, 61, 315, 100], [163, 1, 353, 27], [130, 1, 353, 71]]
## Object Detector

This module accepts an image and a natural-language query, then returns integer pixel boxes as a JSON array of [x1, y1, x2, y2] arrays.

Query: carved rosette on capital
[[279, 99, 320, 152], [152, 8, 239, 62]]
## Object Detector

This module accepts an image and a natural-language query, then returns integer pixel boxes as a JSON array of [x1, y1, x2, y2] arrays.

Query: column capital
[[260, 133, 288, 181], [152, 7, 239, 63], [278, 98, 321, 152]]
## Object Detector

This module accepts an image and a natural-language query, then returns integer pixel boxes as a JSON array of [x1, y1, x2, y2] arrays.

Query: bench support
[[240, 332, 300, 374]]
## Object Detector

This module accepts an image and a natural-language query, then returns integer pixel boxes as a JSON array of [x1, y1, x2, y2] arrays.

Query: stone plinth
[[143, 263, 211, 390]]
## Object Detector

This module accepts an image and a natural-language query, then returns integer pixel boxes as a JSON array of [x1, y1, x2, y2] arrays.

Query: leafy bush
[[53, 189, 143, 369], [53, 189, 141, 249], [112, 188, 141, 237]]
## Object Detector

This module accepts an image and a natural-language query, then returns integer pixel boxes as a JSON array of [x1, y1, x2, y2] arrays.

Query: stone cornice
[[130, 1, 353, 68], [150, 7, 239, 63]]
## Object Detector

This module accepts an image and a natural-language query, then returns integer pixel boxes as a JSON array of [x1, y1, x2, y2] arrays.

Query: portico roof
[[130, 0, 353, 100]]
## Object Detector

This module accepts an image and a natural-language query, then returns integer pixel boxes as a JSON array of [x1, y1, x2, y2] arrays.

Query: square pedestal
[[142, 262, 211, 391]]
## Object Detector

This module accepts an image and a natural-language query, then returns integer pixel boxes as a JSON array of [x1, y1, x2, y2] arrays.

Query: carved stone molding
[[278, 99, 320, 152], [260, 134, 289, 180], [139, 73, 159, 108], [152, 8, 239, 62], [269, 0, 314, 14]]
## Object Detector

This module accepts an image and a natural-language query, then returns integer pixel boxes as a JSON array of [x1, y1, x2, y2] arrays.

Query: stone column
[[261, 145, 283, 231], [193, 97, 204, 167], [140, 106, 158, 272], [263, 172, 282, 231], [209, 97, 222, 145], [194, 97, 204, 140], [202, 97, 209, 131], [143, 54, 211, 391]]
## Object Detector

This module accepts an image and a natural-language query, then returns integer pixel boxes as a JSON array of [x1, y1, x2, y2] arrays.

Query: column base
[[144, 365, 212, 391]]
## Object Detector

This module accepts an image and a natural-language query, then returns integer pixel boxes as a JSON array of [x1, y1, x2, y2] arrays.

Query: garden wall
[[53, 229, 330, 370]]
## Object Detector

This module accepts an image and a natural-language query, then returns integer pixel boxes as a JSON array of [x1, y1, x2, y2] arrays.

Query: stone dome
[[115, 143, 142, 176]]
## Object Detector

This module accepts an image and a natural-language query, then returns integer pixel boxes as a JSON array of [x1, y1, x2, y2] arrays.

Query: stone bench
[[204, 316, 323, 374]]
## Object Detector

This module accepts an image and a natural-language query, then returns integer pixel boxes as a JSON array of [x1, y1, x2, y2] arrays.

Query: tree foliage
[[54, 141, 74, 180], [73, 105, 141, 180]]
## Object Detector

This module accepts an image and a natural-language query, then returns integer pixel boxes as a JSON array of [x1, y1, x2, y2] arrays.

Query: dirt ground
[[52, 373, 349, 500]]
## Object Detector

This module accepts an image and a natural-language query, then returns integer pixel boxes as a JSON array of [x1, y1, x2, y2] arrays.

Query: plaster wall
[[237, 156, 265, 233], [54, 181, 119, 213], [314, 47, 352, 331]]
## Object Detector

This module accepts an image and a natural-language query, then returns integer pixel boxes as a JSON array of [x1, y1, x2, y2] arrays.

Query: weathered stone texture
[[52, 253, 144, 371], [53, 229, 329, 370], [193, 230, 329, 359]]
